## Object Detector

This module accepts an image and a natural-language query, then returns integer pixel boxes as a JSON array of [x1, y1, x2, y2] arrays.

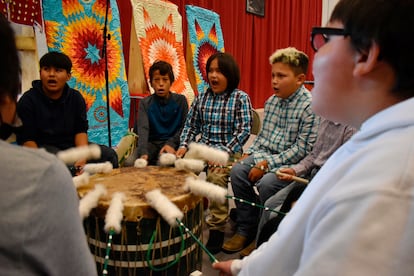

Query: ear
[[353, 42, 380, 77], [66, 72, 72, 82], [296, 73, 306, 85]]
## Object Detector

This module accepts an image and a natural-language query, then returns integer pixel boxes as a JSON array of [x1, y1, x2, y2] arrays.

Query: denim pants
[[230, 155, 291, 238]]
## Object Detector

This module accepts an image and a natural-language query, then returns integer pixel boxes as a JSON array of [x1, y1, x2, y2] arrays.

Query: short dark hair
[[331, 0, 414, 98], [39, 52, 72, 73], [149, 60, 175, 83], [0, 14, 21, 101], [206, 52, 240, 92]]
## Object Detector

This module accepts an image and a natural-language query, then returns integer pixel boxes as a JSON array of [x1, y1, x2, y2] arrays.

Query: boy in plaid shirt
[[223, 47, 319, 253], [177, 52, 252, 254]]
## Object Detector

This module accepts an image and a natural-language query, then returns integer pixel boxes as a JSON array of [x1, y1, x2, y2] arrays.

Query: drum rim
[[77, 166, 202, 221]]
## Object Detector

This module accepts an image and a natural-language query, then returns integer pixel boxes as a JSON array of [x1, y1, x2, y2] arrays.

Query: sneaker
[[222, 233, 248, 253], [206, 230, 224, 254], [240, 240, 256, 257]]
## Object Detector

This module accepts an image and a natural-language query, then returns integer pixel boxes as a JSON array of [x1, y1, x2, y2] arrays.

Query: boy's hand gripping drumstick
[[275, 170, 309, 184]]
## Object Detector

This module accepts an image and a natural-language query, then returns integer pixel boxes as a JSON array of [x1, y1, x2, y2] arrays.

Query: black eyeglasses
[[311, 27, 349, 52]]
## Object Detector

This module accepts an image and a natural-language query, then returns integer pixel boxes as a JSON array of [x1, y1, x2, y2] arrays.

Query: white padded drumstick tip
[[104, 192, 125, 233], [83, 161, 113, 174], [184, 177, 227, 204], [134, 158, 148, 168], [73, 172, 90, 188], [145, 189, 183, 227], [57, 144, 101, 164], [187, 143, 229, 164], [79, 184, 107, 219], [175, 158, 205, 173], [159, 153, 177, 166]]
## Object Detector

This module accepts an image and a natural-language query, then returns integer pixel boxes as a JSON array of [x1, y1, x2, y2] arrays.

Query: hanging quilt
[[130, 0, 195, 104], [185, 5, 225, 95], [42, 0, 130, 147], [0, 0, 42, 27]]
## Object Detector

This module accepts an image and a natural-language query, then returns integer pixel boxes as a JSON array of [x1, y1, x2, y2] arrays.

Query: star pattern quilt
[[130, 0, 195, 104], [42, 0, 130, 146], [186, 5, 225, 94]]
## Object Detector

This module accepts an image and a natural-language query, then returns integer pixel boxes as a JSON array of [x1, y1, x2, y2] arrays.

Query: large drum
[[77, 166, 203, 276]]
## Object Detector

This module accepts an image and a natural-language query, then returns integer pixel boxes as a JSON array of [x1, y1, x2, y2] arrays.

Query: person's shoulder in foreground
[[0, 142, 98, 275], [214, 0, 414, 275], [0, 14, 97, 275]]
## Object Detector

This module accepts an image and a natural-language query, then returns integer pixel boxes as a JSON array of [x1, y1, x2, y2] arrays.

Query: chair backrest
[[251, 109, 261, 135]]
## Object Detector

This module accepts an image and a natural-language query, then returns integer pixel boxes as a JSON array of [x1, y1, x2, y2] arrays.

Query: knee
[[256, 173, 283, 202], [99, 144, 119, 168], [230, 163, 248, 181]]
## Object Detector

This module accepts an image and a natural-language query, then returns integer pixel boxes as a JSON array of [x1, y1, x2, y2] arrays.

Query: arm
[[179, 96, 201, 149], [136, 98, 150, 157], [74, 132, 88, 147], [245, 96, 272, 154], [16, 92, 39, 147], [291, 121, 357, 177], [296, 193, 412, 275], [73, 92, 89, 169], [225, 92, 252, 154], [263, 106, 319, 171], [165, 94, 189, 149]]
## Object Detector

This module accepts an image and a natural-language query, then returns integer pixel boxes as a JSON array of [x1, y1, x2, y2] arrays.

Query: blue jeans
[[230, 156, 259, 238], [230, 155, 291, 238]]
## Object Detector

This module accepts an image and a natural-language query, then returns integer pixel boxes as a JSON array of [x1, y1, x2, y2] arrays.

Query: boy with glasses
[[214, 0, 414, 274]]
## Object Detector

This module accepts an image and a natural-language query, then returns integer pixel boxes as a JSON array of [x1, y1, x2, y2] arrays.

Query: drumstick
[[103, 192, 125, 276], [72, 172, 90, 188], [187, 142, 229, 165], [79, 184, 107, 219], [159, 153, 177, 166], [104, 192, 125, 233], [275, 170, 309, 184], [174, 158, 206, 173], [134, 158, 148, 168], [83, 161, 113, 174], [145, 189, 219, 264], [184, 177, 227, 204], [145, 189, 183, 227], [185, 177, 286, 216], [57, 144, 101, 164]]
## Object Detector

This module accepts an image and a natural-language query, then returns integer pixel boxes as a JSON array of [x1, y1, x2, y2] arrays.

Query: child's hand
[[160, 144, 175, 154], [276, 167, 296, 181], [212, 260, 234, 276], [248, 166, 265, 182], [176, 147, 187, 158]]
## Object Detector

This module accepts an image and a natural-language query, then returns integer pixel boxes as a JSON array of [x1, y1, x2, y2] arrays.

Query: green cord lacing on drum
[[175, 219, 218, 264], [145, 223, 185, 272], [102, 228, 115, 276], [226, 195, 287, 216]]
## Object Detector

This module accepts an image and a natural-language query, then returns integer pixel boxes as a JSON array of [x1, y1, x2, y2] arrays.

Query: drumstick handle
[[275, 170, 309, 184], [176, 219, 219, 264], [102, 228, 115, 276]]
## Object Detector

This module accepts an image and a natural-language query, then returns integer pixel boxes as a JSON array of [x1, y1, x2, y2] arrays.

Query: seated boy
[[125, 60, 188, 166], [16, 51, 118, 174], [224, 47, 319, 253]]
